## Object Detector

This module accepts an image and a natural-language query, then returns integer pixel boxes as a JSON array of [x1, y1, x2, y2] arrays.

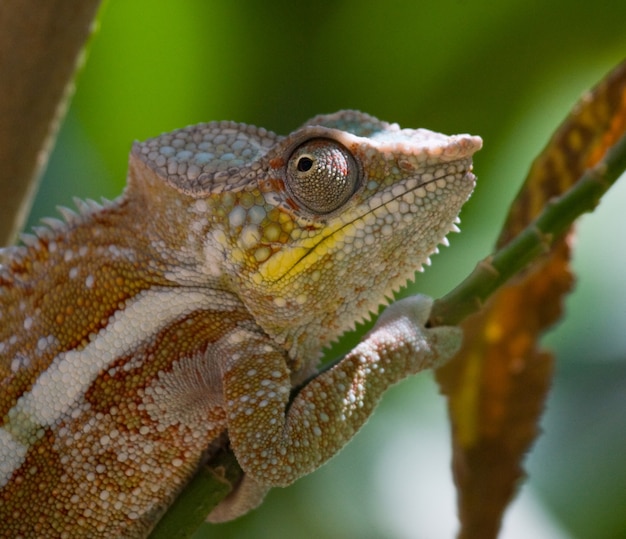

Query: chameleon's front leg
[[216, 295, 461, 518]]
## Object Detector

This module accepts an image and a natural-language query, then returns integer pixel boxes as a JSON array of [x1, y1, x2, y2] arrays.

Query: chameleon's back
[[0, 200, 237, 536]]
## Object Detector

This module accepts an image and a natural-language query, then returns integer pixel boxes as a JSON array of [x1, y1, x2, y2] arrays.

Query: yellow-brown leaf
[[436, 60, 626, 539]]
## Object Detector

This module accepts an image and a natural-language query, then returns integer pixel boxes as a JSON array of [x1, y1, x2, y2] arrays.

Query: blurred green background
[[27, 1, 626, 538]]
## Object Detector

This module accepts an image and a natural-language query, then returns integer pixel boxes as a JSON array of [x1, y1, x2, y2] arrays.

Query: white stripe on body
[[0, 287, 239, 487]]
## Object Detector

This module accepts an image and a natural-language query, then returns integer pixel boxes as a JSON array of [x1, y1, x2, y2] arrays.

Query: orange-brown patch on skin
[[283, 197, 300, 212], [269, 157, 285, 168], [259, 177, 285, 193], [0, 430, 68, 536]]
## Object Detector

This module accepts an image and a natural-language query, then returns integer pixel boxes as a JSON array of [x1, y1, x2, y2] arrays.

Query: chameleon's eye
[[286, 139, 358, 214]]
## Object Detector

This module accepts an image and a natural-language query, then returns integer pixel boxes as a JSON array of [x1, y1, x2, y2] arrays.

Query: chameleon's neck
[[120, 156, 223, 288]]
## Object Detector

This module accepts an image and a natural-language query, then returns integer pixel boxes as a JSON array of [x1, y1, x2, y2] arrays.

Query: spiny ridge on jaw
[[327, 219, 463, 348]]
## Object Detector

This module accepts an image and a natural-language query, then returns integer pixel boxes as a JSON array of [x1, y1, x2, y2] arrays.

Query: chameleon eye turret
[[286, 138, 359, 214]]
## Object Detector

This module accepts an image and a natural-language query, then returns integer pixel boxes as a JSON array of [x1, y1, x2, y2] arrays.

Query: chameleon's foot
[[371, 295, 463, 371]]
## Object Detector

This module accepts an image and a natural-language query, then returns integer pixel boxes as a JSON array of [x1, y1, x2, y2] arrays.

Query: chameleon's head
[[132, 111, 481, 355]]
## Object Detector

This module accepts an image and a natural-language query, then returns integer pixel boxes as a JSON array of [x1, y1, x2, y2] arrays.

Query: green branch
[[150, 450, 243, 539]]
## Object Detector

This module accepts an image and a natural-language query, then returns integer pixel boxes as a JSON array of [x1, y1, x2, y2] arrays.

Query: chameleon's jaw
[[244, 150, 479, 354]]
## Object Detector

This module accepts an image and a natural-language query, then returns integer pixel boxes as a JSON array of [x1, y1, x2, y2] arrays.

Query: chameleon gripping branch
[[0, 111, 481, 537]]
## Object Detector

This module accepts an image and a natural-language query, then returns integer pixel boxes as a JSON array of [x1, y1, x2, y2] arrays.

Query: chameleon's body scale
[[0, 111, 481, 537]]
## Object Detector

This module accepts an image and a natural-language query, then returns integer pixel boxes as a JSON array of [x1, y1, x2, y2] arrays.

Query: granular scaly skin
[[0, 111, 481, 537]]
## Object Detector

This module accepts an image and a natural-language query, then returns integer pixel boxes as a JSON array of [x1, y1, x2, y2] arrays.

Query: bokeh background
[[27, 2, 626, 538]]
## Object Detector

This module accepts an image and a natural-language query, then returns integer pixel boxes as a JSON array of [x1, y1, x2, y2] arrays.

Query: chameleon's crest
[[134, 120, 282, 195]]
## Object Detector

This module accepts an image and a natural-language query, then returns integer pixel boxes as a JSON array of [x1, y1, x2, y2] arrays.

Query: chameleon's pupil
[[297, 157, 313, 172]]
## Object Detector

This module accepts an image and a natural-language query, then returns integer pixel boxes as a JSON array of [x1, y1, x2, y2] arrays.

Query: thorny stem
[[150, 450, 243, 539]]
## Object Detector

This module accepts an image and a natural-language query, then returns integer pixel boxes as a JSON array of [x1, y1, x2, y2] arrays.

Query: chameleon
[[0, 110, 481, 537]]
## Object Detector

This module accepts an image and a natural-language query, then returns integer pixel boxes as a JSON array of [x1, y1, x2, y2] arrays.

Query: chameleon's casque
[[0, 111, 481, 537]]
